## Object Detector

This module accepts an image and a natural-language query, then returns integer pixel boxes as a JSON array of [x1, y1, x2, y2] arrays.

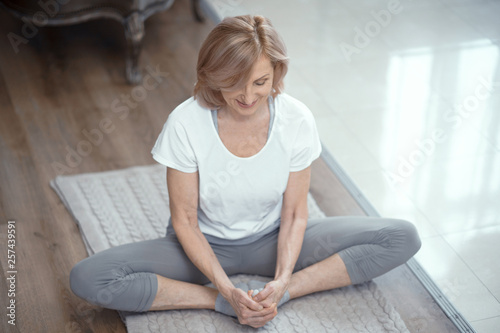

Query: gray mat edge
[[319, 144, 476, 333]]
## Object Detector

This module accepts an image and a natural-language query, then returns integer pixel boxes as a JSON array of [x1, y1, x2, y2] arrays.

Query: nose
[[240, 85, 255, 103]]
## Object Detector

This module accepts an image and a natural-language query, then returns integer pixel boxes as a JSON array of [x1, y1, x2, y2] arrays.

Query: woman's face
[[220, 55, 274, 118]]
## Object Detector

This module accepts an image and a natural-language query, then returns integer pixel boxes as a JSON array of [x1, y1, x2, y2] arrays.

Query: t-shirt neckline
[[210, 96, 276, 160]]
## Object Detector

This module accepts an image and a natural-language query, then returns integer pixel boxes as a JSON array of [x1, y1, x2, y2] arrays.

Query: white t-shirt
[[151, 93, 322, 241]]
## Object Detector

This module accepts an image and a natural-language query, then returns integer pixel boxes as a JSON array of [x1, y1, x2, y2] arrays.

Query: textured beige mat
[[51, 164, 409, 332]]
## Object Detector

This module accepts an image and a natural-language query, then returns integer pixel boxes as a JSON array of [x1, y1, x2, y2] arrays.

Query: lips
[[237, 99, 257, 109]]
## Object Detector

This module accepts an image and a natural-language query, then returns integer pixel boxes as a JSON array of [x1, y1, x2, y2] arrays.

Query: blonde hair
[[194, 15, 289, 109]]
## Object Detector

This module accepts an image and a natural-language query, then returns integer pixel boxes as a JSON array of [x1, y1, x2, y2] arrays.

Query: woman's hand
[[251, 279, 288, 309], [226, 287, 278, 328]]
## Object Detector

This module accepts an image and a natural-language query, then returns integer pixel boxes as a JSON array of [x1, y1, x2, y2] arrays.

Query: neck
[[220, 98, 269, 123]]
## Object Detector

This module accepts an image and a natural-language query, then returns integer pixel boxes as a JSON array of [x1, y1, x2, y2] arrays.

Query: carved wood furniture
[[0, 0, 204, 84]]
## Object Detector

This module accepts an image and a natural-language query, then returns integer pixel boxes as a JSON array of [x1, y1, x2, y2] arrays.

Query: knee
[[69, 258, 99, 302], [394, 219, 422, 258]]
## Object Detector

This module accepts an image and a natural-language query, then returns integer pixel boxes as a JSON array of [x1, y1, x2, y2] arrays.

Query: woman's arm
[[275, 166, 310, 283], [167, 167, 232, 294], [167, 167, 273, 326], [253, 166, 311, 306]]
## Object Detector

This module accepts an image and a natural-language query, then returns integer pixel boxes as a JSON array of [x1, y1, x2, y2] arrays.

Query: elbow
[[171, 215, 200, 239], [172, 219, 198, 236], [282, 209, 308, 230], [170, 208, 198, 231], [285, 202, 308, 222]]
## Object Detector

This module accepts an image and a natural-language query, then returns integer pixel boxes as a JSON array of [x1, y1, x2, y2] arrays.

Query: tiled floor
[[212, 0, 500, 332]]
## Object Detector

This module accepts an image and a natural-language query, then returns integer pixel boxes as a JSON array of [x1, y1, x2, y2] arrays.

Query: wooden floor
[[0, 1, 456, 332], [0, 2, 212, 331]]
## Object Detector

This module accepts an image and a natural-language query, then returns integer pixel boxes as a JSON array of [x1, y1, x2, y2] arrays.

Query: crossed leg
[[149, 252, 351, 311], [70, 217, 420, 315], [149, 216, 420, 311]]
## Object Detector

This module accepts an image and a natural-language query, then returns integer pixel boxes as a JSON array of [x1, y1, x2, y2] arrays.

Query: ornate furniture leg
[[124, 12, 144, 84], [1, 0, 177, 85]]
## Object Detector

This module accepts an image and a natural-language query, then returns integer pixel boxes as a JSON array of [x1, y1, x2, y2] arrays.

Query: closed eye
[[255, 79, 268, 86]]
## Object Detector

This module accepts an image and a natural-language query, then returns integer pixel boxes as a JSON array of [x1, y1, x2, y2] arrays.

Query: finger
[[247, 303, 277, 318], [241, 304, 274, 322], [239, 294, 263, 311], [247, 290, 253, 297], [247, 305, 278, 328], [258, 298, 274, 308], [253, 284, 273, 302], [233, 288, 262, 311]]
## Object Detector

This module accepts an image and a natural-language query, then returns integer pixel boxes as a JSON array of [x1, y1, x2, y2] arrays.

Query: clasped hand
[[227, 280, 287, 328]]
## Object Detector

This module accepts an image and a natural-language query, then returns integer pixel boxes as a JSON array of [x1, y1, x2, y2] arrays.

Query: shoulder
[[274, 93, 315, 123], [275, 93, 307, 109], [167, 97, 209, 124]]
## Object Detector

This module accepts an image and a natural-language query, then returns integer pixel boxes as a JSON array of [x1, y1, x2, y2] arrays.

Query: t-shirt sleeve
[[289, 110, 322, 172], [151, 118, 198, 173]]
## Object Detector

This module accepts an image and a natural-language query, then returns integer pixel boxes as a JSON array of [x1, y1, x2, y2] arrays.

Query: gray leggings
[[70, 216, 421, 312]]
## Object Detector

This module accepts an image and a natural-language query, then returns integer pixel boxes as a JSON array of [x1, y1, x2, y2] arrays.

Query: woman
[[70, 15, 421, 328]]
